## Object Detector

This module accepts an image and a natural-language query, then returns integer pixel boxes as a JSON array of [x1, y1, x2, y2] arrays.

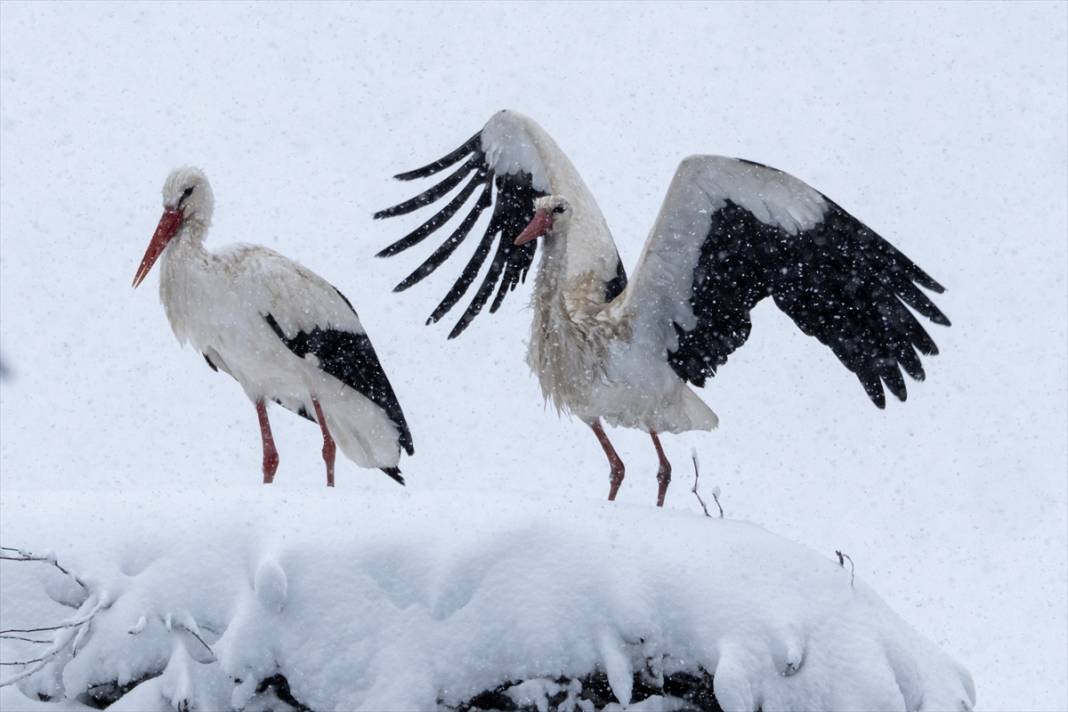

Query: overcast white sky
[[1, 3, 1066, 709]]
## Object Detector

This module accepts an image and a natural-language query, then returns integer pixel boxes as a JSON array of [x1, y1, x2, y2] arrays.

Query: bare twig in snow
[[0, 631, 74, 686], [182, 626, 214, 659], [0, 635, 50, 645], [167, 614, 216, 662], [0, 547, 89, 594], [0, 592, 111, 688], [0, 602, 101, 635], [690, 451, 723, 518], [70, 620, 92, 656], [835, 550, 856, 588], [127, 613, 216, 666], [0, 655, 53, 666]]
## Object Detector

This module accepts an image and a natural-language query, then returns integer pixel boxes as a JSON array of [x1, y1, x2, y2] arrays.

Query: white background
[[1, 3, 1065, 709]]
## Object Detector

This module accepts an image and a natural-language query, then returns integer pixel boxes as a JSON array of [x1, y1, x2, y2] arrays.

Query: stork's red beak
[[514, 210, 552, 246], [133, 209, 183, 288]]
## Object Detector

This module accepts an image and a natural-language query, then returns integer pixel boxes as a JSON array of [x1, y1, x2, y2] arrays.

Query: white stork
[[134, 167, 413, 486], [375, 111, 949, 506]]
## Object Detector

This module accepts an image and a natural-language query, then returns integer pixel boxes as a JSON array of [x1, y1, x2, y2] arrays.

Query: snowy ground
[[0, 488, 975, 711], [1, 2, 1066, 711]]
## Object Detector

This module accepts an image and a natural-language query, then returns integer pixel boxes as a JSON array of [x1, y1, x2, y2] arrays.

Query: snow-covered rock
[[0, 488, 974, 711]]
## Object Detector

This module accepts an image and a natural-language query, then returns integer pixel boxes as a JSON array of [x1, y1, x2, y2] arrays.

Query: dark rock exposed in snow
[[448, 669, 723, 712]]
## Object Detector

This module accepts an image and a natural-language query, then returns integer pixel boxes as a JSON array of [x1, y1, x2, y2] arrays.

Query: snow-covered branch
[[0, 593, 110, 687], [690, 450, 723, 519], [0, 547, 89, 597], [0, 547, 110, 689], [0, 635, 50, 645], [0, 601, 104, 636], [0, 494, 975, 711]]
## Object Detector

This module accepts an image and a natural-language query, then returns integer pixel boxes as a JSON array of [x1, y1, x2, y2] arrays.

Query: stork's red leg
[[255, 399, 279, 484], [590, 420, 625, 501], [311, 398, 336, 488], [651, 432, 672, 507]]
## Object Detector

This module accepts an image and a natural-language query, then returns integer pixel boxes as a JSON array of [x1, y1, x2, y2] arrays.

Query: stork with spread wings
[[376, 110, 949, 507]]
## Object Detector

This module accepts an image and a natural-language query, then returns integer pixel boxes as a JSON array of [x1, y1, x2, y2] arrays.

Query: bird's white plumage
[[688, 155, 827, 234], [473, 117, 844, 434], [480, 112, 619, 284], [623, 156, 829, 359], [474, 116, 721, 432], [152, 167, 407, 470], [162, 241, 365, 353], [381, 112, 946, 436], [480, 113, 552, 193]]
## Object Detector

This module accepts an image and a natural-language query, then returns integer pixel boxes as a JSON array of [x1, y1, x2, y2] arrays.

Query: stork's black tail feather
[[381, 467, 406, 486]]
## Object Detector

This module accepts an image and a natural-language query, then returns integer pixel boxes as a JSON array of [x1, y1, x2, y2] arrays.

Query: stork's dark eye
[[552, 205, 566, 215], [178, 186, 195, 207]]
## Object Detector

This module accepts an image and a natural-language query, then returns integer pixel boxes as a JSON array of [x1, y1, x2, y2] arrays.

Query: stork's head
[[133, 167, 214, 288], [514, 195, 571, 246], [162, 166, 214, 225]]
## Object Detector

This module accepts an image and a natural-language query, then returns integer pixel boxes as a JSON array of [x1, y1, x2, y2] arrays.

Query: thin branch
[[0, 656, 51, 666], [0, 635, 50, 644], [130, 614, 216, 663], [0, 547, 89, 593], [1, 622, 84, 636], [0, 626, 74, 688], [163, 612, 217, 664], [2, 625, 72, 635], [0, 647, 65, 687], [691, 456, 711, 518], [175, 621, 215, 661], [835, 550, 856, 588], [0, 594, 109, 688], [0, 596, 105, 636], [690, 451, 723, 518], [71, 619, 92, 657]]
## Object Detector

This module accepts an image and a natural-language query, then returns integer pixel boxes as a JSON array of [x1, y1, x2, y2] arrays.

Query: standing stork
[[375, 111, 949, 506], [134, 167, 413, 486]]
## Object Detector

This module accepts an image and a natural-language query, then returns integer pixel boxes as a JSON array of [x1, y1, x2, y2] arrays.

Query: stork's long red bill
[[514, 210, 552, 246], [133, 209, 183, 288]]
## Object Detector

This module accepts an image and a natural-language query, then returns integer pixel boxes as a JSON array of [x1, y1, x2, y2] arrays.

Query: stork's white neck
[[526, 221, 625, 419], [533, 213, 619, 303], [158, 220, 214, 346], [177, 217, 209, 245]]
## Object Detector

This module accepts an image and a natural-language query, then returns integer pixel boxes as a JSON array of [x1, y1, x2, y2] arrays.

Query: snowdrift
[[0, 488, 974, 711]]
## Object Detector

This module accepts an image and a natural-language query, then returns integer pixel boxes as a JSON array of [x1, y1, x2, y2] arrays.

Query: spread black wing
[[374, 130, 547, 338], [633, 156, 950, 408]]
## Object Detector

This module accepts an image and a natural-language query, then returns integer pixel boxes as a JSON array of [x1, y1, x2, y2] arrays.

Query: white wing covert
[[231, 246, 364, 337], [625, 156, 950, 408], [228, 247, 414, 456]]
